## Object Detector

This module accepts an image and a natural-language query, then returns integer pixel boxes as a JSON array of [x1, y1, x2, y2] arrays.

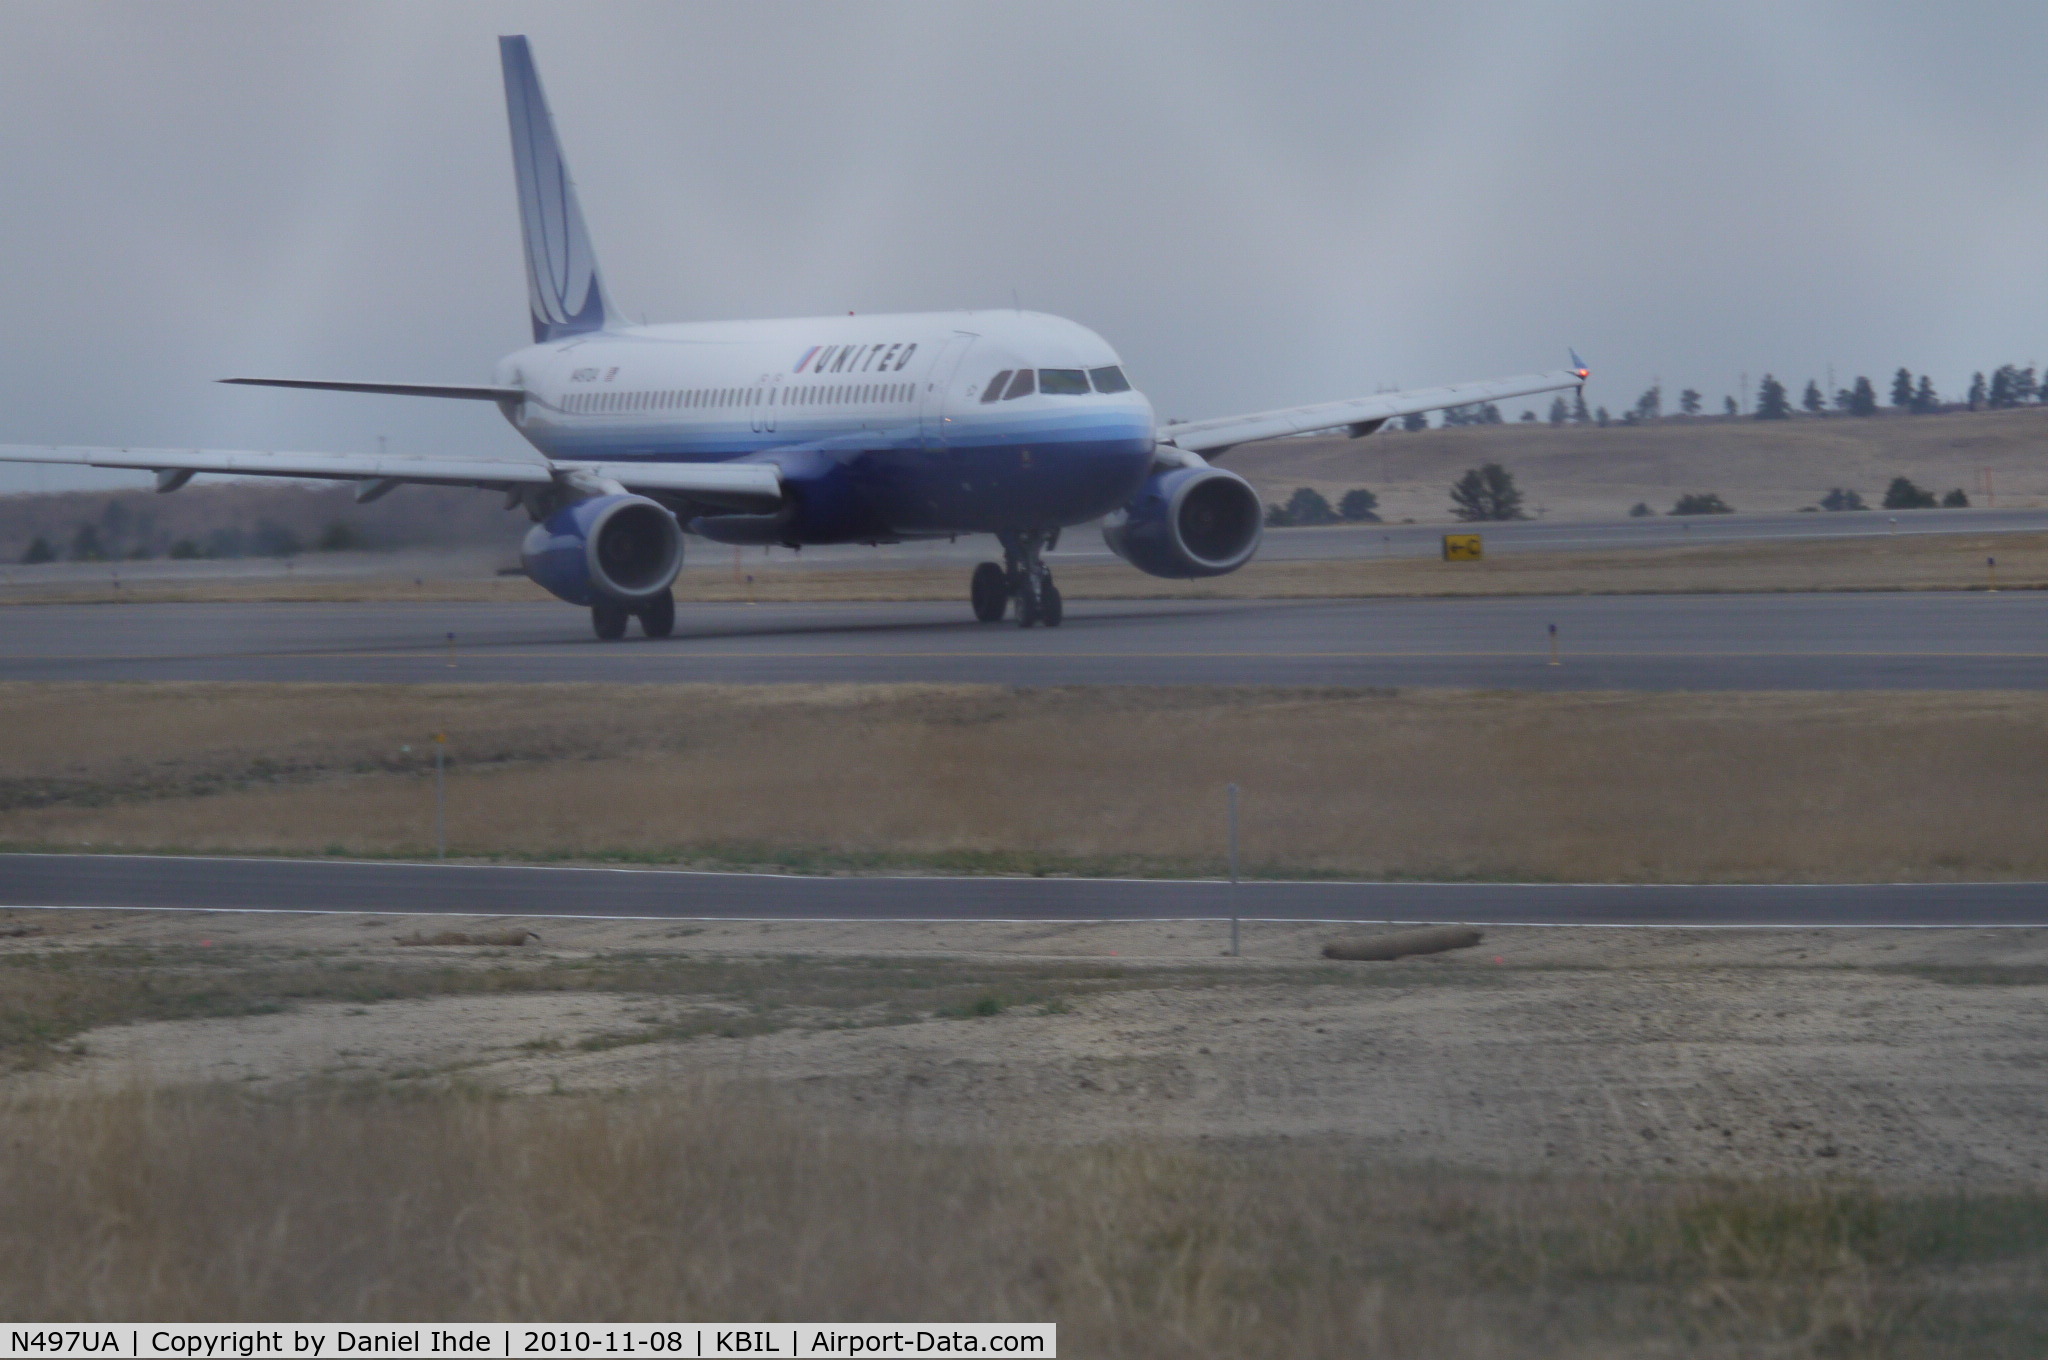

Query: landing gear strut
[[995, 528, 1062, 629]]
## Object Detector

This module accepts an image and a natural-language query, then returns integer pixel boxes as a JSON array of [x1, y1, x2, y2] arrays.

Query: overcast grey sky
[[3, 1, 2044, 492]]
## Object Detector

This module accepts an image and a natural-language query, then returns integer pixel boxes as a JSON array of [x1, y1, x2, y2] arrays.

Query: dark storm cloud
[[2, 1, 2042, 490]]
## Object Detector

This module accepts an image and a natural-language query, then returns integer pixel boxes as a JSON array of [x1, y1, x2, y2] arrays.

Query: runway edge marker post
[[434, 732, 448, 861], [1227, 782, 1241, 957]]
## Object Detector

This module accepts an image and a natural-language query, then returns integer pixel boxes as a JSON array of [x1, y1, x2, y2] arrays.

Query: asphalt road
[[3, 854, 2043, 927], [2, 592, 2043, 688]]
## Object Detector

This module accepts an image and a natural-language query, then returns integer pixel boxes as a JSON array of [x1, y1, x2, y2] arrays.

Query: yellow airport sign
[[1442, 533, 1483, 561]]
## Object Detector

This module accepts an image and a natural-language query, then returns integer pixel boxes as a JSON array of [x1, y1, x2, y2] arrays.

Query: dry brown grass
[[4, 683, 2046, 882], [1, 1087, 2043, 1355], [2, 527, 2042, 605]]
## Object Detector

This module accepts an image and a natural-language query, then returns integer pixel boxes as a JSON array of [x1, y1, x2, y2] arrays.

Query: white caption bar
[[3, 1326, 1056, 1359]]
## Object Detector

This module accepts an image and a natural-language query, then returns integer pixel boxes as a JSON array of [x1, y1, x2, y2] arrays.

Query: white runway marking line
[[6, 903, 2047, 929], [14, 849, 2048, 890]]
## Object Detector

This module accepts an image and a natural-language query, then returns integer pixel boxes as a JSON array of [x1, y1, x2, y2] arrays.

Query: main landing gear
[[591, 587, 674, 641], [971, 529, 1062, 628]]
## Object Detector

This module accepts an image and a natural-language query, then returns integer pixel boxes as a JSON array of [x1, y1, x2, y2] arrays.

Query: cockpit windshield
[[1038, 368, 1089, 395], [1088, 365, 1131, 394]]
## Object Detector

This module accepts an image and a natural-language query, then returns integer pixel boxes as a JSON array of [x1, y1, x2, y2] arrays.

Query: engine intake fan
[[1101, 465, 1263, 579], [521, 494, 682, 606]]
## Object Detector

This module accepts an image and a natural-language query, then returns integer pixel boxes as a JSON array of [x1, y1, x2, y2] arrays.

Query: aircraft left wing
[[0, 444, 784, 511], [1158, 364, 1589, 457]]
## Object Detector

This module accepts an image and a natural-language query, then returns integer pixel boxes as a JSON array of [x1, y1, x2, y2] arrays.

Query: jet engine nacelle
[[521, 494, 683, 606], [1100, 465, 1263, 579]]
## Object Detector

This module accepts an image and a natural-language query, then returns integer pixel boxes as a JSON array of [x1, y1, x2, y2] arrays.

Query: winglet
[[1569, 348, 1591, 381], [500, 36, 613, 343]]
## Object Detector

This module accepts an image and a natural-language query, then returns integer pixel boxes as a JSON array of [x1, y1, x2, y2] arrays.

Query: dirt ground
[[11, 906, 2048, 1188]]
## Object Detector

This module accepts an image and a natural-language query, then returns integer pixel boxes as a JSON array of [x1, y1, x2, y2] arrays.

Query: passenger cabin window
[[1039, 368, 1089, 395], [981, 371, 1012, 402], [1002, 369, 1036, 400]]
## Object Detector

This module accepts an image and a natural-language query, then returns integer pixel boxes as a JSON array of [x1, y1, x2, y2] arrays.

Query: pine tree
[[1754, 374, 1791, 419], [1448, 463, 1526, 521], [1968, 372, 1987, 409], [1849, 376, 1877, 416], [1989, 367, 2014, 409], [1548, 396, 1568, 425], [68, 524, 107, 561], [1571, 390, 1590, 423], [1801, 380, 1825, 414], [1337, 488, 1381, 522], [1401, 410, 1428, 431], [1890, 368, 1914, 409], [1282, 487, 1340, 525], [1670, 492, 1734, 515], [1882, 477, 1937, 510], [1679, 389, 1701, 415], [1722, 395, 1738, 416], [1635, 386, 1663, 420], [20, 535, 55, 564], [1912, 374, 1937, 413]]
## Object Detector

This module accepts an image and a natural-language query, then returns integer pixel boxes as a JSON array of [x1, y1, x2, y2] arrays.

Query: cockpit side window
[[980, 371, 1013, 403], [1039, 368, 1089, 395], [1003, 369, 1037, 400], [1088, 365, 1131, 394]]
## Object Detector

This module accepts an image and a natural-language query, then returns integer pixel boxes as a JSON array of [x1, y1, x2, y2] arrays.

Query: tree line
[[1382, 363, 2045, 430]]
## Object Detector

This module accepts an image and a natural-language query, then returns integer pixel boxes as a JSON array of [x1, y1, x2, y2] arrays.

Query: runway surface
[[6, 506, 2041, 593], [2, 591, 2043, 688], [1106, 507, 2048, 564], [3, 854, 2044, 927]]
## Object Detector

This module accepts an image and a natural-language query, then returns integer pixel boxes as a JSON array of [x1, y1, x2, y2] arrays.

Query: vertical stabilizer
[[500, 35, 613, 343]]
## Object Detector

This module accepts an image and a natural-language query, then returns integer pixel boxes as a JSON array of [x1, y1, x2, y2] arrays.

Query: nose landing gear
[[969, 529, 1062, 628]]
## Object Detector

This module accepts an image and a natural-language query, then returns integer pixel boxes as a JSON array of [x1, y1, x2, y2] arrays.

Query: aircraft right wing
[[0, 444, 784, 511], [1158, 363, 1589, 457]]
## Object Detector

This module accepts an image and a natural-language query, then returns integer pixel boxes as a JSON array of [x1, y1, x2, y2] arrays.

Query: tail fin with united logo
[[500, 34, 613, 343]]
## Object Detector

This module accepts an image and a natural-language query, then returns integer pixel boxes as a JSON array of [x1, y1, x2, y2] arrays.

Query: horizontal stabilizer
[[221, 378, 525, 401]]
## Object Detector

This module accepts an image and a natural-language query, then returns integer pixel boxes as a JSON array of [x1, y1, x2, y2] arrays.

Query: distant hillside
[[1228, 407, 2048, 522], [0, 480, 520, 563]]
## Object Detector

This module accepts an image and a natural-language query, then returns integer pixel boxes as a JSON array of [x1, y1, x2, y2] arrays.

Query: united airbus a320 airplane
[[0, 37, 1589, 640]]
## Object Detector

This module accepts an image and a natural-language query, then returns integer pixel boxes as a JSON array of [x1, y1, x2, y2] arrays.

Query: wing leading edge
[[1160, 366, 1589, 456], [219, 378, 526, 401], [0, 444, 783, 511]]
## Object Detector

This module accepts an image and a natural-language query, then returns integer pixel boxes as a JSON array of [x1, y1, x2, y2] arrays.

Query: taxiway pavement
[[1, 592, 2043, 688], [3, 854, 2043, 927]]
